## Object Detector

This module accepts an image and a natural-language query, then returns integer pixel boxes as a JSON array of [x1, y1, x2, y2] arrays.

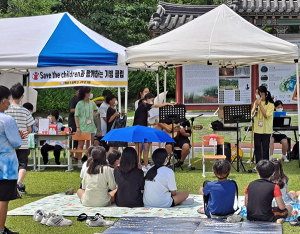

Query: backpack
[[203, 180, 239, 218], [211, 120, 224, 130], [111, 113, 127, 129]]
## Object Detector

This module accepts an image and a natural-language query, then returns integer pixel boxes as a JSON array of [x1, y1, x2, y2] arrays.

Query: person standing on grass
[[75, 87, 98, 168], [133, 93, 172, 171], [99, 90, 112, 136], [252, 86, 274, 164], [5, 83, 35, 194], [0, 85, 24, 234], [68, 86, 82, 160]]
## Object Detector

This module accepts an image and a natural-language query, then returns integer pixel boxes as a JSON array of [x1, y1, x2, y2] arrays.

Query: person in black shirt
[[114, 147, 144, 207], [106, 95, 118, 133], [162, 119, 191, 168], [133, 93, 172, 167]]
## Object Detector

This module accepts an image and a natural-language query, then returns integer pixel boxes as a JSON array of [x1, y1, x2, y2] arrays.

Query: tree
[[0, 0, 55, 17]]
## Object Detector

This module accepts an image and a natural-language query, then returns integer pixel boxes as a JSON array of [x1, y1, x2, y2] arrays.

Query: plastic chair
[[202, 135, 226, 177]]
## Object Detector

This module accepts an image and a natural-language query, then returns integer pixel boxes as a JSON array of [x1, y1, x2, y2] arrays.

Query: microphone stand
[[187, 114, 203, 170]]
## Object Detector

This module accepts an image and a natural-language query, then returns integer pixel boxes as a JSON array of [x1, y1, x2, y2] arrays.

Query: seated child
[[198, 160, 237, 218], [245, 160, 292, 222], [114, 147, 144, 207], [107, 150, 121, 168], [143, 148, 193, 208], [270, 158, 300, 204], [270, 100, 289, 162], [80, 146, 95, 180], [41, 109, 64, 165], [23, 102, 38, 133], [77, 146, 117, 207]]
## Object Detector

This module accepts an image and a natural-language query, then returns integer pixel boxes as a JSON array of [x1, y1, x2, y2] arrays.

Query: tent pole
[[295, 60, 300, 138], [118, 87, 121, 113], [125, 86, 128, 114], [156, 71, 160, 103], [164, 68, 167, 103]]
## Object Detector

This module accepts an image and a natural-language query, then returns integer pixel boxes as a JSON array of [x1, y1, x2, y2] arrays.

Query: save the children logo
[[32, 72, 39, 80]]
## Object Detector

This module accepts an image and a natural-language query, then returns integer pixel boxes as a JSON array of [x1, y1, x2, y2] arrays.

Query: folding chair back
[[70, 132, 92, 154], [202, 135, 226, 177]]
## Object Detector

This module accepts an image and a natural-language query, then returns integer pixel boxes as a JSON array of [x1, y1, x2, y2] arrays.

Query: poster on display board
[[258, 65, 297, 104], [29, 66, 128, 88], [182, 64, 251, 105]]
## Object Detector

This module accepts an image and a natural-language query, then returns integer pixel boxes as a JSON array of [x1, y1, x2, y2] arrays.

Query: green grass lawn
[[5, 151, 300, 234]]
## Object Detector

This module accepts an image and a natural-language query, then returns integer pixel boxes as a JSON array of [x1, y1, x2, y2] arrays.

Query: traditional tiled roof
[[228, 0, 300, 14], [148, 1, 217, 31], [149, 1, 300, 33]]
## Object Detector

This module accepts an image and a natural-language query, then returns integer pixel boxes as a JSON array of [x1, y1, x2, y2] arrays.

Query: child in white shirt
[[143, 148, 193, 208]]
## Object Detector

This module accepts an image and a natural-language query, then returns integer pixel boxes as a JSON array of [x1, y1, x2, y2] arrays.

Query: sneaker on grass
[[41, 213, 56, 225], [17, 182, 25, 193], [282, 155, 289, 162], [3, 227, 19, 234], [86, 213, 114, 227], [33, 209, 46, 222], [46, 215, 72, 227]]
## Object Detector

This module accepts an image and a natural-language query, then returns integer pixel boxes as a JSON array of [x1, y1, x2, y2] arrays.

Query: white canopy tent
[[126, 4, 300, 132]]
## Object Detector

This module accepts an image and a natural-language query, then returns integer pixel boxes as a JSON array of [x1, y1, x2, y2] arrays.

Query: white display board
[[258, 65, 297, 104], [182, 64, 251, 105]]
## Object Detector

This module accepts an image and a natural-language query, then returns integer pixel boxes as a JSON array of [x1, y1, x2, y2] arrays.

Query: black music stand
[[223, 105, 251, 172], [159, 104, 186, 171]]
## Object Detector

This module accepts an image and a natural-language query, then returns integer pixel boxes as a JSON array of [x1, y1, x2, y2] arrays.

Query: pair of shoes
[[17, 182, 25, 193], [282, 156, 289, 162], [174, 161, 183, 168], [142, 164, 152, 172], [39, 212, 72, 226], [290, 216, 300, 226], [86, 213, 114, 227], [180, 198, 194, 205], [3, 227, 19, 234], [33, 209, 47, 222]]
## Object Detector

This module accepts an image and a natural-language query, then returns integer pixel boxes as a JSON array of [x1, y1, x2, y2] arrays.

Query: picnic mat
[[8, 193, 245, 218], [101, 217, 282, 234]]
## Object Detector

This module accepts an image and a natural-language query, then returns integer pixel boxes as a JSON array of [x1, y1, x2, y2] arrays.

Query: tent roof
[[0, 12, 126, 71], [126, 4, 299, 68]]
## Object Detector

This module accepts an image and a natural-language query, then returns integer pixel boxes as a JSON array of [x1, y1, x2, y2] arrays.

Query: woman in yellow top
[[252, 86, 274, 164]]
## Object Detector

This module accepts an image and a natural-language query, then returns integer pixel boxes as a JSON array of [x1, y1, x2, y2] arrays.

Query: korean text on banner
[[29, 66, 128, 88]]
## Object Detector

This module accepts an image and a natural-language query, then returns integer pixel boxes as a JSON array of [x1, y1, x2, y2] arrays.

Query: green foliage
[[128, 67, 176, 99], [0, 0, 55, 17], [36, 87, 115, 113]]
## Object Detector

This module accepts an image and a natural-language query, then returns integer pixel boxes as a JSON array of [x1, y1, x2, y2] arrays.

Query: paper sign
[[284, 118, 290, 126], [49, 124, 58, 135], [38, 118, 50, 135]]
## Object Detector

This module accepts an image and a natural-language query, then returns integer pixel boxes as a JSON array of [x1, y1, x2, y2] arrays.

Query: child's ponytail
[[145, 148, 168, 181]]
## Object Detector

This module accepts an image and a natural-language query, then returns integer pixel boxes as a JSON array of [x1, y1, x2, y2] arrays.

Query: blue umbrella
[[102, 125, 175, 143]]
